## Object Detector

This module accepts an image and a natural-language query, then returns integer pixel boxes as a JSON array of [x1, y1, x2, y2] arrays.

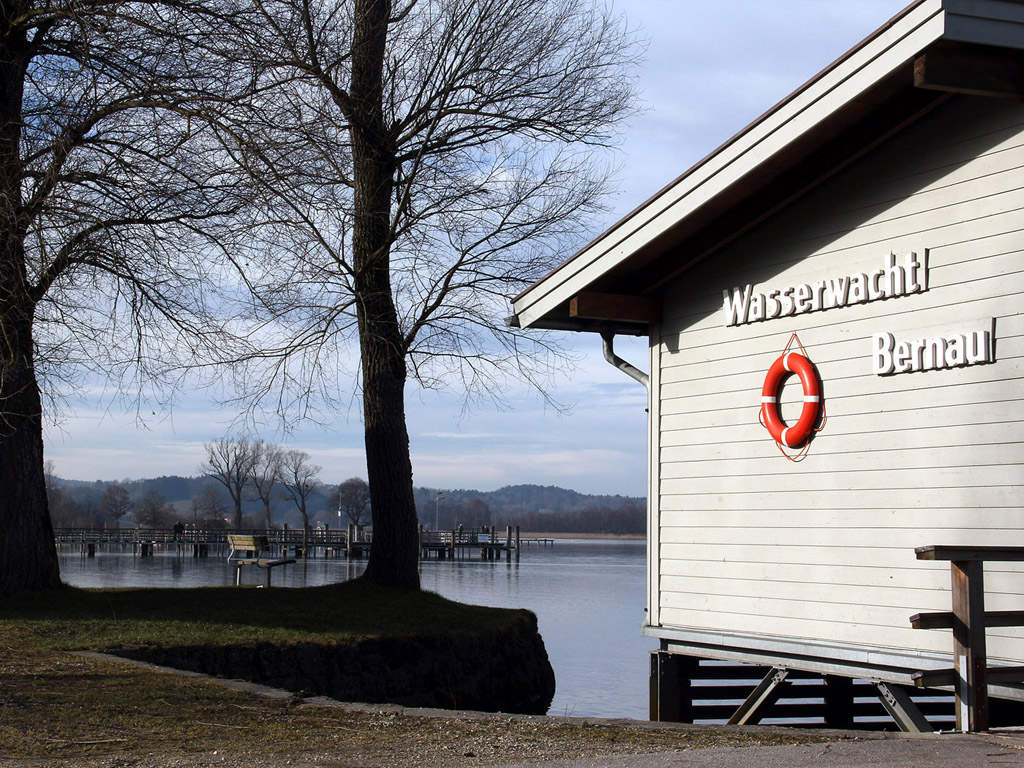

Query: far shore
[[520, 532, 645, 541]]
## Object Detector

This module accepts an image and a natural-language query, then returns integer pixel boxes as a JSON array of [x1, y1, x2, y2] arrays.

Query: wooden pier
[[54, 525, 552, 561], [53, 526, 368, 560], [418, 525, 552, 562]]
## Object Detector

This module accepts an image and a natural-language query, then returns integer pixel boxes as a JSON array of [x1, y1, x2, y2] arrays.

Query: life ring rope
[[759, 334, 825, 461]]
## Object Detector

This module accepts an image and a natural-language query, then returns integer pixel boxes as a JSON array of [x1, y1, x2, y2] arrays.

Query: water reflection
[[57, 539, 654, 719]]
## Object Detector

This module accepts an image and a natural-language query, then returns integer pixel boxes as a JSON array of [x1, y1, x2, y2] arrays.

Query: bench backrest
[[227, 534, 269, 552]]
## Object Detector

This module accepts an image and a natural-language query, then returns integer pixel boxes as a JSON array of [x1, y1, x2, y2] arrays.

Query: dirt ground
[[0, 651, 827, 768]]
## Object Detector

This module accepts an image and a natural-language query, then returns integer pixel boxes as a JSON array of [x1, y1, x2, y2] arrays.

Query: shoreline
[[521, 532, 646, 540]]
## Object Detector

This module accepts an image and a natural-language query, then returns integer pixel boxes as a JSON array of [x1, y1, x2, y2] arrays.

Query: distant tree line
[[45, 455, 366, 532], [505, 504, 645, 535], [46, 467, 645, 536], [418, 498, 645, 536], [413, 485, 646, 535]]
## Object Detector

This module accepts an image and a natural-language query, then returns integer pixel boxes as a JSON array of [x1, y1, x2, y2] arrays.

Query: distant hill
[[413, 484, 645, 535], [414, 484, 643, 516]]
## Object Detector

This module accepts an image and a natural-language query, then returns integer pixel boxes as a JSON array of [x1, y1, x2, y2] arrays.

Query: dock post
[[822, 675, 855, 728], [650, 651, 697, 723], [515, 526, 521, 561]]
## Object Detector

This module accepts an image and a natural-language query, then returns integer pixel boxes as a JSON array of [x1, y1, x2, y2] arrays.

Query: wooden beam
[[916, 545, 1024, 562], [914, 47, 1024, 100], [911, 611, 1024, 630], [569, 292, 661, 324], [913, 667, 1024, 688]]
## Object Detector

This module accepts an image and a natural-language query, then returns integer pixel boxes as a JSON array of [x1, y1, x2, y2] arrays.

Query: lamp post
[[435, 492, 445, 531]]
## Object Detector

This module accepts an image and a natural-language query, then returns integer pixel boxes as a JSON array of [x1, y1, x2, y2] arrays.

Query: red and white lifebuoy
[[761, 352, 821, 448]]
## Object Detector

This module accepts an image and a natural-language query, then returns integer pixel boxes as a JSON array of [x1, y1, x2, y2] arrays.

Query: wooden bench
[[226, 534, 295, 586], [911, 545, 1024, 731]]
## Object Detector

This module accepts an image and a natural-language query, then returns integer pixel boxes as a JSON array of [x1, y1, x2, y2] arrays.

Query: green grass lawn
[[0, 580, 528, 650]]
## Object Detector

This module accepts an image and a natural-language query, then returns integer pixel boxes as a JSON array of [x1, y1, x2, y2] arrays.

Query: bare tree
[[194, 483, 229, 528], [0, 1, 254, 596], [280, 449, 322, 550], [228, 0, 639, 589], [203, 437, 261, 529], [249, 441, 285, 528], [44, 463, 77, 528], [329, 477, 371, 527], [136, 489, 171, 529], [101, 485, 133, 530]]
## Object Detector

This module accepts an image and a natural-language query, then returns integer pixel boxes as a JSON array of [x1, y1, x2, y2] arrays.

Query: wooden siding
[[651, 94, 1024, 663]]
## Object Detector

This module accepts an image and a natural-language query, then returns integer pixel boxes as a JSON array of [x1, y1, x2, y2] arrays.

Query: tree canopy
[[0, 0, 639, 596], [0, 0, 253, 596], [223, 0, 640, 588]]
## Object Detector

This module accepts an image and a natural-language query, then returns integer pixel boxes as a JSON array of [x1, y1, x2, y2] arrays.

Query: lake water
[[57, 538, 656, 720]]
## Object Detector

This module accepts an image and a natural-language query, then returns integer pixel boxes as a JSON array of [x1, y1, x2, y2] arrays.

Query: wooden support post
[[914, 545, 1024, 731], [727, 667, 789, 726], [952, 558, 988, 732], [822, 675, 854, 729], [875, 682, 932, 733], [649, 652, 696, 722]]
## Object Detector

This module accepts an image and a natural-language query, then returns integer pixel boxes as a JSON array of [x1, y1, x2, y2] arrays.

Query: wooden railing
[[911, 545, 1024, 732]]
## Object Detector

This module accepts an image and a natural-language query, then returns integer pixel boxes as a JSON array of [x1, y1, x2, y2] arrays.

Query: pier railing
[[53, 526, 362, 546], [53, 526, 371, 559], [54, 525, 550, 560]]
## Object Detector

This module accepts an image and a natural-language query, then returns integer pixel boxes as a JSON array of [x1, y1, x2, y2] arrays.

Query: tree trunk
[[350, 0, 420, 590], [0, 10, 61, 597], [0, 339, 61, 597], [232, 495, 243, 530]]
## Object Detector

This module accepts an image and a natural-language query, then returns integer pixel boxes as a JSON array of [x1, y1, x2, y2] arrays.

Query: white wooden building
[[512, 0, 1024, 731]]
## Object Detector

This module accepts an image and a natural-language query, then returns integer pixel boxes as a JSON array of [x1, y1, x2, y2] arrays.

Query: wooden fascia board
[[568, 292, 662, 324], [914, 43, 1024, 98], [512, 2, 945, 330]]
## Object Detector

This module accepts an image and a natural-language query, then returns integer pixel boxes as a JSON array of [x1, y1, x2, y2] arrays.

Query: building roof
[[510, 0, 1024, 335]]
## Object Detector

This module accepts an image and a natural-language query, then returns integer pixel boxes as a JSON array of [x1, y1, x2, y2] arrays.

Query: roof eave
[[512, 0, 1024, 334]]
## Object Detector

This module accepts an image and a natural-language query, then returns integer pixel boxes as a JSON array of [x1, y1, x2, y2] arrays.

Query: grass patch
[[0, 580, 524, 651]]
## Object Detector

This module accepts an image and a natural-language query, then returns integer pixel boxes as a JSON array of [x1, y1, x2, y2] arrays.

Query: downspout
[[600, 329, 656, 637], [600, 331, 649, 392]]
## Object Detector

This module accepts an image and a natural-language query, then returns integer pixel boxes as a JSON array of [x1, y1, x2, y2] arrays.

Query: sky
[[43, 0, 912, 495]]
